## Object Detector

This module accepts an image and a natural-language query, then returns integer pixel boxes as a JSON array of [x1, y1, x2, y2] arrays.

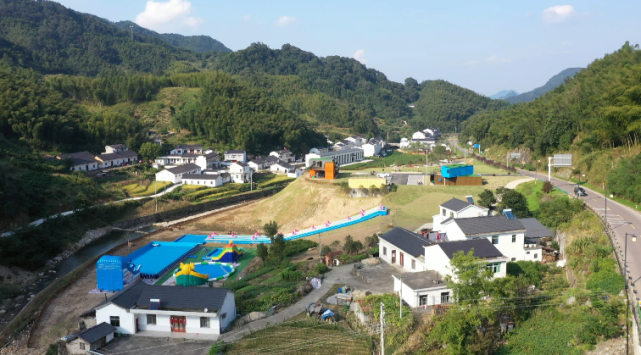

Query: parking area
[[101, 336, 211, 355], [390, 174, 409, 185], [391, 173, 427, 186]]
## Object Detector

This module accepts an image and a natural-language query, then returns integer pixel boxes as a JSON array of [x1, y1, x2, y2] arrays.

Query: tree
[[320, 245, 332, 256], [257, 243, 269, 263], [498, 189, 530, 218], [477, 189, 496, 210], [343, 235, 362, 254], [542, 181, 554, 194], [429, 145, 449, 164], [269, 233, 286, 262], [445, 250, 493, 304], [365, 233, 379, 247], [139, 142, 162, 162], [263, 220, 279, 240]]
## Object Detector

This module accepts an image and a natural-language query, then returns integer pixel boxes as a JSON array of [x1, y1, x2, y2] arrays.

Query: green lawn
[[225, 247, 256, 281], [516, 181, 565, 213]]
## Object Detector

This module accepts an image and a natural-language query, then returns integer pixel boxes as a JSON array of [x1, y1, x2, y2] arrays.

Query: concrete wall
[[183, 177, 223, 187], [96, 304, 135, 335], [423, 245, 453, 277], [379, 239, 424, 272], [220, 292, 237, 330]]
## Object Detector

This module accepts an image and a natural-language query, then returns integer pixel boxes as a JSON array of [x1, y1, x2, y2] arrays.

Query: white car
[[376, 173, 390, 178]]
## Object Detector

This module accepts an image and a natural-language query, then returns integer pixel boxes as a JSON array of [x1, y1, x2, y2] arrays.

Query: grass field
[[516, 181, 565, 213], [122, 181, 171, 197], [224, 318, 371, 355]]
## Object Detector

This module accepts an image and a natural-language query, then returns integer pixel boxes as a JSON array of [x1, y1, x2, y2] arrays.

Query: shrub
[[542, 181, 554, 194], [314, 263, 329, 274], [587, 270, 624, 294], [320, 245, 332, 256], [280, 270, 303, 281], [284, 239, 318, 257], [390, 183, 398, 192]]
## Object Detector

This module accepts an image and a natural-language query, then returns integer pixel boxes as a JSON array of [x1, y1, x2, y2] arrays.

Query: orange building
[[309, 158, 338, 179]]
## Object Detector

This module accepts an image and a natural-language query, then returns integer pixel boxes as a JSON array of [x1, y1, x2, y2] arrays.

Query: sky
[[56, 0, 641, 96]]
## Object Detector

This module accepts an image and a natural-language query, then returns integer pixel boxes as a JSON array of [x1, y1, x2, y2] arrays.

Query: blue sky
[[57, 0, 641, 96]]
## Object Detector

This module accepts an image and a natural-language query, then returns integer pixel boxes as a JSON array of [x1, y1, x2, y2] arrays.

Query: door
[[171, 316, 186, 332], [136, 318, 139, 333], [400, 252, 404, 266], [391, 250, 396, 264]]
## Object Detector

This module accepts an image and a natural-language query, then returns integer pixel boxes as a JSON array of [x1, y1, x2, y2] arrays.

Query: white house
[[432, 198, 489, 230], [224, 150, 247, 162], [392, 271, 449, 309], [287, 168, 304, 178], [170, 144, 203, 155], [423, 239, 508, 281], [181, 174, 224, 188], [270, 160, 295, 174], [269, 150, 293, 163], [345, 134, 367, 145], [104, 144, 128, 154], [65, 322, 117, 354], [57, 151, 100, 172], [399, 138, 410, 148], [155, 154, 199, 166], [309, 146, 329, 154], [436, 215, 542, 262], [412, 131, 428, 140], [229, 162, 252, 183], [195, 152, 220, 171], [411, 138, 436, 146], [379, 227, 431, 272], [423, 128, 441, 138], [305, 148, 364, 167], [86, 281, 236, 337], [362, 138, 385, 157], [95, 150, 139, 168], [155, 164, 201, 184]]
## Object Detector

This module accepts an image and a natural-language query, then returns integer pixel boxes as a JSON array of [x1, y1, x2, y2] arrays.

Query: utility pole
[[425, 149, 428, 186], [129, 25, 133, 41], [548, 157, 552, 182], [380, 303, 385, 355]]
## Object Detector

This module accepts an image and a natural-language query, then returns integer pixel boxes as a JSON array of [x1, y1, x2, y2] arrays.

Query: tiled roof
[[136, 285, 229, 312], [78, 322, 117, 343], [96, 150, 138, 161], [318, 148, 363, 157], [435, 239, 504, 260], [274, 160, 294, 169], [166, 163, 201, 175], [57, 151, 97, 165], [182, 174, 221, 180], [265, 156, 280, 162], [175, 144, 203, 149], [103, 280, 147, 309], [453, 216, 526, 236], [519, 218, 553, 239], [225, 150, 246, 154], [441, 198, 472, 212], [379, 227, 432, 257]]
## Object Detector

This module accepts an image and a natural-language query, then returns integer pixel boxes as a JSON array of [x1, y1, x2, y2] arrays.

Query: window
[[200, 317, 210, 328], [419, 295, 427, 306], [147, 314, 156, 325], [110, 316, 120, 327], [411, 259, 416, 269], [511, 258, 516, 262], [383, 247, 387, 256], [487, 263, 501, 273], [526, 251, 530, 254], [534, 253, 538, 259], [442, 208, 446, 216], [512, 235, 516, 243], [80, 343, 85, 350], [492, 235, 499, 244], [441, 292, 450, 304], [450, 212, 454, 218]]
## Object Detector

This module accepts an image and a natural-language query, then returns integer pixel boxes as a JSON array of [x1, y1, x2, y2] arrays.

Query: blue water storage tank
[[97, 255, 124, 292], [441, 165, 474, 178]]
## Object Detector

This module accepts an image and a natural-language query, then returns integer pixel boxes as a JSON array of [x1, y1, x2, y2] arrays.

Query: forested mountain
[[113, 21, 232, 53], [210, 43, 414, 125], [413, 80, 509, 132], [0, 0, 203, 76], [506, 67, 582, 104], [490, 90, 518, 100], [461, 43, 641, 155]]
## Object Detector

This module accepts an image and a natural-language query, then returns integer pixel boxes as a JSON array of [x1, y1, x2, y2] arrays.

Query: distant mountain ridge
[[490, 90, 519, 100], [113, 21, 231, 53], [507, 68, 583, 104]]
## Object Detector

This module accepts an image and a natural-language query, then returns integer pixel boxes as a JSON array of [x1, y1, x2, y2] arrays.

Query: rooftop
[[225, 150, 246, 154], [519, 218, 553, 240], [78, 322, 117, 343], [397, 270, 445, 290], [379, 227, 432, 257], [165, 163, 201, 175], [136, 285, 229, 312], [182, 174, 221, 180], [441, 198, 472, 212], [318, 148, 364, 157], [57, 151, 97, 165], [96, 150, 138, 161], [175, 144, 203, 149], [453, 216, 526, 237], [434, 239, 505, 260]]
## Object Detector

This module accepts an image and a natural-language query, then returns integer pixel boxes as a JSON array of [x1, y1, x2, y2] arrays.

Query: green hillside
[[506, 67, 582, 104], [461, 43, 641, 155], [113, 21, 232, 53], [413, 80, 509, 132]]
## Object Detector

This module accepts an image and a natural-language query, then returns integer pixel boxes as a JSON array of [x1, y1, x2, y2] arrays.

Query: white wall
[[220, 292, 237, 330], [423, 245, 453, 277], [362, 144, 377, 157], [523, 247, 543, 262], [183, 177, 223, 187], [393, 276, 451, 308], [379, 239, 395, 266], [379, 239, 424, 272], [96, 304, 135, 335], [155, 170, 178, 184], [412, 131, 427, 139]]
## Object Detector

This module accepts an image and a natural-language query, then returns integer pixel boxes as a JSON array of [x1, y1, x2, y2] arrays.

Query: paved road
[[450, 139, 641, 298]]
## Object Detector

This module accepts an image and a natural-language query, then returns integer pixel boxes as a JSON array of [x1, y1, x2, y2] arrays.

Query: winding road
[[450, 139, 641, 300]]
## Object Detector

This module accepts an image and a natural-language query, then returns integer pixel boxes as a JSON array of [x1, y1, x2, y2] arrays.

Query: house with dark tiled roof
[[432, 197, 489, 230], [424, 239, 508, 281], [378, 227, 433, 272], [57, 151, 100, 171], [155, 163, 202, 184], [224, 150, 247, 162], [65, 322, 117, 354], [82, 280, 235, 338], [269, 149, 293, 163]]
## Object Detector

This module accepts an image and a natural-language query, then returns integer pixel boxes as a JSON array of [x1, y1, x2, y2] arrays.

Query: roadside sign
[[553, 154, 572, 167], [508, 152, 521, 159], [473, 144, 480, 148]]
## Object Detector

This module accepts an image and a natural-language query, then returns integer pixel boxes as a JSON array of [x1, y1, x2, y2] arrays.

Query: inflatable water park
[[96, 205, 387, 291]]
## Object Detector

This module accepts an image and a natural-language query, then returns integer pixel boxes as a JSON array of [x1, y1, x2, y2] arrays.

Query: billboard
[[508, 153, 521, 159], [553, 154, 572, 167]]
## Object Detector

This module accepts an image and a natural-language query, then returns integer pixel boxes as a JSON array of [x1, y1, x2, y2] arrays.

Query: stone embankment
[[45, 227, 113, 268]]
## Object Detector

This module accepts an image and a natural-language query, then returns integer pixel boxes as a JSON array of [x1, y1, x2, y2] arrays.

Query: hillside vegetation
[[414, 80, 509, 132], [113, 21, 231, 53], [461, 43, 641, 155], [506, 67, 582, 104]]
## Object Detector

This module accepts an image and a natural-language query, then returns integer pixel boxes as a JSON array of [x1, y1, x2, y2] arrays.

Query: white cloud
[[243, 15, 251, 22], [487, 55, 511, 63], [135, 0, 203, 31], [353, 49, 367, 64], [542, 5, 575, 24], [276, 16, 296, 27]]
